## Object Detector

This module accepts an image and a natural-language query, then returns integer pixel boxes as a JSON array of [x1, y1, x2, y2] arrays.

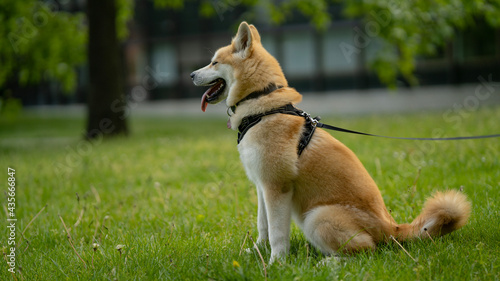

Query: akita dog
[[191, 22, 471, 263]]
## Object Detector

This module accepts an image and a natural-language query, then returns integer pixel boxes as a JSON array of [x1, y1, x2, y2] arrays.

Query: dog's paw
[[268, 247, 289, 265], [268, 253, 286, 266], [256, 237, 268, 246]]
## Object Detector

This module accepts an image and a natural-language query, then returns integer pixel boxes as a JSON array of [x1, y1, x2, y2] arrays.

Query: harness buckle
[[301, 111, 319, 127]]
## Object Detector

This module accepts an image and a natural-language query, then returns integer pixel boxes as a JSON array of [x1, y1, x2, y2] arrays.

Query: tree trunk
[[86, 0, 128, 139]]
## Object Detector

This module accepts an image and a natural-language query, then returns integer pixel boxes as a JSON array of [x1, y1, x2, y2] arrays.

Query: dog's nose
[[190, 72, 196, 80]]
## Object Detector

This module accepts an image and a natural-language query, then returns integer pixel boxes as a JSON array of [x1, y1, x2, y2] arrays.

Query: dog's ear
[[233, 22, 255, 58], [248, 24, 261, 44]]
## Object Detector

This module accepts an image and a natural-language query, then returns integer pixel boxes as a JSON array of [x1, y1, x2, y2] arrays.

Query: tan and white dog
[[191, 22, 471, 263]]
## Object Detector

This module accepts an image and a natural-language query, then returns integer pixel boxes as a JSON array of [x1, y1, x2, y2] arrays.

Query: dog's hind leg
[[303, 205, 376, 255]]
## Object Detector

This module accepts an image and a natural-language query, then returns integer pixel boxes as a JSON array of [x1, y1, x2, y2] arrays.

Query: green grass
[[1, 106, 499, 280]]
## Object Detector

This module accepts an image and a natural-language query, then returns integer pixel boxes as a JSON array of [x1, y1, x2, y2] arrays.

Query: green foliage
[[1, 107, 499, 279], [195, 0, 331, 30], [279, 0, 331, 30], [116, 0, 135, 40], [1, 0, 134, 95], [342, 0, 500, 87], [154, 0, 186, 9], [0, 1, 87, 93]]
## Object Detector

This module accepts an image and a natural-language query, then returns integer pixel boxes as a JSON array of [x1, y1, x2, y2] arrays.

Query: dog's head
[[191, 22, 287, 112]]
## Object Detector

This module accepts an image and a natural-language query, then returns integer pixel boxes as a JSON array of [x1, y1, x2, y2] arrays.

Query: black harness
[[232, 84, 319, 156], [236, 104, 318, 156]]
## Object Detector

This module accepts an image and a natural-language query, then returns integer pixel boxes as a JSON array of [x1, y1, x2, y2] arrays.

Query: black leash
[[316, 122, 500, 141]]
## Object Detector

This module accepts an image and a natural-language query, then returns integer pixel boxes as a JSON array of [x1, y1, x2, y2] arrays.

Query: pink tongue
[[200, 80, 223, 112], [201, 90, 209, 112]]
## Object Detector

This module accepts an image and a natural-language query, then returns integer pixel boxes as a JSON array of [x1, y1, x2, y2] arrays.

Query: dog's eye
[[211, 61, 218, 66]]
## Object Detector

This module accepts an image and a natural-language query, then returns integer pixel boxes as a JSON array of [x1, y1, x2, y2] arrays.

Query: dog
[[190, 22, 471, 263]]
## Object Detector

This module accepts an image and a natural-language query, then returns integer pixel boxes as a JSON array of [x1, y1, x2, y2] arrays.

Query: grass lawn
[[1, 105, 499, 280]]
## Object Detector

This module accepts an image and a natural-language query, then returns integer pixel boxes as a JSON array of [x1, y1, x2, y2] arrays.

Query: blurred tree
[[86, 0, 132, 139], [341, 0, 500, 88], [1, 0, 132, 138]]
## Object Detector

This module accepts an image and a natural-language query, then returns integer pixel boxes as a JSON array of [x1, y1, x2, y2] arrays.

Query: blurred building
[[128, 1, 500, 101], [15, 0, 500, 105]]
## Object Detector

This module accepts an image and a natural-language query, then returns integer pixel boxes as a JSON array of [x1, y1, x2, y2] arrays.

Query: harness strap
[[297, 117, 317, 156], [237, 104, 315, 156], [230, 84, 284, 114]]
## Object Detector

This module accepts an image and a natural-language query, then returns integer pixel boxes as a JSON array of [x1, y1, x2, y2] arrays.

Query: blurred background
[[1, 0, 500, 137]]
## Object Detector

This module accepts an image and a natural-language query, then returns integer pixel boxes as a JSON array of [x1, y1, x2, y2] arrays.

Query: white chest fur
[[237, 137, 263, 187]]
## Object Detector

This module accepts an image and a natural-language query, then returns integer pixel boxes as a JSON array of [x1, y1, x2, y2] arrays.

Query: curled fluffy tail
[[394, 190, 471, 240]]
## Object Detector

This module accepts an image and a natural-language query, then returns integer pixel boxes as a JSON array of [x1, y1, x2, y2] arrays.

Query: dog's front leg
[[256, 186, 269, 244], [264, 187, 293, 264]]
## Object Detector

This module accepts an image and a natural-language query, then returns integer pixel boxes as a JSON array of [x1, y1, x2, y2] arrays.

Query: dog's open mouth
[[201, 78, 226, 112]]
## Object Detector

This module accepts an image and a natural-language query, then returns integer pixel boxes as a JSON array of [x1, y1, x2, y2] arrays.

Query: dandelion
[[196, 214, 205, 222], [232, 260, 240, 268], [116, 244, 125, 256], [91, 243, 99, 269]]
